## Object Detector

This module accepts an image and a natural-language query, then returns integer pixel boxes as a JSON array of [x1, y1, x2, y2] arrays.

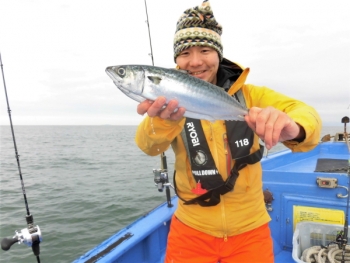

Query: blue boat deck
[[263, 142, 349, 263], [74, 142, 350, 263], [262, 142, 347, 173]]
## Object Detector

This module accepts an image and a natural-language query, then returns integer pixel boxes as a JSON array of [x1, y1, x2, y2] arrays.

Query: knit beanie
[[173, 0, 223, 61]]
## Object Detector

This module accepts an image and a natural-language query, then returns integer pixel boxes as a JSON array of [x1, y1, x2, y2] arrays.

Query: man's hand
[[244, 106, 305, 150], [137, 96, 185, 121]]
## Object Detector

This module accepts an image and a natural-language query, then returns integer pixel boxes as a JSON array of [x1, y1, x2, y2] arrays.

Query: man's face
[[175, 46, 220, 85]]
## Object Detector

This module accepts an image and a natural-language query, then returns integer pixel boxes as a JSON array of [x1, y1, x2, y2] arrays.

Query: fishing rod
[[144, 0, 173, 207], [335, 166, 350, 263], [328, 116, 350, 263], [144, 0, 154, 67], [338, 117, 350, 263], [0, 52, 42, 262]]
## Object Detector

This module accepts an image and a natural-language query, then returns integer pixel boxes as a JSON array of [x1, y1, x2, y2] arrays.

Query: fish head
[[105, 65, 145, 96]]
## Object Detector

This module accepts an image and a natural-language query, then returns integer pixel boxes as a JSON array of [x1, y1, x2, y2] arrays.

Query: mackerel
[[105, 65, 248, 121]]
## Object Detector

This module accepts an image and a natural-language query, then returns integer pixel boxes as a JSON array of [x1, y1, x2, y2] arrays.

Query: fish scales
[[106, 65, 248, 121], [143, 66, 244, 115], [144, 66, 228, 113]]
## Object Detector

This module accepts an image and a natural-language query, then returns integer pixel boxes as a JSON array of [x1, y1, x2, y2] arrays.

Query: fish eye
[[117, 67, 126, 77]]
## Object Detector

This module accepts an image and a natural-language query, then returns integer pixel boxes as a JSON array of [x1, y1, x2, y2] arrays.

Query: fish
[[105, 65, 248, 121]]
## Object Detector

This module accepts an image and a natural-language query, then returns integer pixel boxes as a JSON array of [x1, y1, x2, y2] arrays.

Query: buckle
[[224, 179, 234, 191], [224, 169, 239, 192], [224, 174, 237, 191]]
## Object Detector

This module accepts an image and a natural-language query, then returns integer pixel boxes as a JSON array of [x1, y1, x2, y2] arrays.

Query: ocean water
[[0, 125, 341, 263]]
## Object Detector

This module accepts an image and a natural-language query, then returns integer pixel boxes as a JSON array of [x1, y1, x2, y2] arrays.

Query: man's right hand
[[137, 96, 186, 121]]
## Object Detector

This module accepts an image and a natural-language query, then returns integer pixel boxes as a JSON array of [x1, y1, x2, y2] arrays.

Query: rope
[[301, 244, 350, 263]]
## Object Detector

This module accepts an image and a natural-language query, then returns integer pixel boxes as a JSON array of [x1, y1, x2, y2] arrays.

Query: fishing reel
[[153, 168, 174, 208], [153, 168, 171, 192], [153, 153, 174, 207], [1, 214, 42, 257]]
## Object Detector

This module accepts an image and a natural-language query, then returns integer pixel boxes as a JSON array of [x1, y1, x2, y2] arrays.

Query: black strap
[[183, 161, 245, 206], [174, 144, 264, 207], [184, 119, 222, 190]]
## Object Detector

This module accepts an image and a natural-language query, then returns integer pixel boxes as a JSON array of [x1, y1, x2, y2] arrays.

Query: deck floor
[[269, 156, 318, 173]]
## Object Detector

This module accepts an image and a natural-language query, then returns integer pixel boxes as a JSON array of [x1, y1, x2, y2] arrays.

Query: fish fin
[[147, 76, 162, 85]]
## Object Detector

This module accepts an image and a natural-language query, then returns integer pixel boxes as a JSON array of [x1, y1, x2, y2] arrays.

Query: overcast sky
[[0, 0, 349, 126]]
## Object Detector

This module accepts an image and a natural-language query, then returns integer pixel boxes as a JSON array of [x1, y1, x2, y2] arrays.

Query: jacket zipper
[[209, 123, 218, 159], [222, 133, 232, 242], [223, 133, 232, 176], [220, 197, 228, 242]]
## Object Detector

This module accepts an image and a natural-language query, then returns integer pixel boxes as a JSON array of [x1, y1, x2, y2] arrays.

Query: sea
[[0, 125, 341, 263]]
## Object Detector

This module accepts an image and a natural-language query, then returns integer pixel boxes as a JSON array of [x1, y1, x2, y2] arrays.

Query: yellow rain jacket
[[135, 61, 321, 239]]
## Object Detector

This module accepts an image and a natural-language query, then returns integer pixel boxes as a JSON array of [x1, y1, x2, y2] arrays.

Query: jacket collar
[[216, 58, 243, 89]]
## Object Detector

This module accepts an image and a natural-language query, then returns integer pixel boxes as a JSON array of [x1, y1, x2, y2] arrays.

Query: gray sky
[[0, 0, 349, 126]]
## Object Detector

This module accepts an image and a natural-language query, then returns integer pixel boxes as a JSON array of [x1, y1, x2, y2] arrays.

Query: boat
[[73, 117, 350, 263]]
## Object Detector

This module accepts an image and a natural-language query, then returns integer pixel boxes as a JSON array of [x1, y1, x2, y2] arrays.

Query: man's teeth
[[191, 71, 205, 75]]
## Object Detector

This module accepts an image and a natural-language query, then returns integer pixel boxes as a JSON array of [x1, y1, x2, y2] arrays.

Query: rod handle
[[32, 240, 40, 256], [1, 236, 19, 251]]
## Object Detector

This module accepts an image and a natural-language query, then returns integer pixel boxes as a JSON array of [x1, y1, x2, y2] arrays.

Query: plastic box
[[292, 221, 349, 263]]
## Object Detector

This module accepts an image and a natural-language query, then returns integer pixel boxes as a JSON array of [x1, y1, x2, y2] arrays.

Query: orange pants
[[165, 216, 274, 263]]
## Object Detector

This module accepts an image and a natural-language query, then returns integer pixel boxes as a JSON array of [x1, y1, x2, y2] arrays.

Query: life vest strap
[[175, 144, 264, 207], [183, 162, 245, 206]]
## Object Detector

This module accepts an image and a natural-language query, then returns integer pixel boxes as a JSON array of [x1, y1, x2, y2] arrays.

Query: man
[[136, 1, 321, 262]]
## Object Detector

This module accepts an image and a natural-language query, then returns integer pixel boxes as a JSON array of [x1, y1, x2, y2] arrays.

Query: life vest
[[174, 90, 264, 207]]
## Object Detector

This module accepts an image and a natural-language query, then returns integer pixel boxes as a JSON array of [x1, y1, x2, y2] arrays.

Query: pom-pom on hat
[[173, 0, 223, 61]]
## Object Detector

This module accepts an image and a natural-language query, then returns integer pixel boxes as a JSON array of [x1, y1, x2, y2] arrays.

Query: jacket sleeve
[[242, 84, 322, 152], [135, 116, 186, 156]]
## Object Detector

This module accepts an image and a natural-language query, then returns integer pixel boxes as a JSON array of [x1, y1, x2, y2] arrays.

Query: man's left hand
[[244, 106, 305, 150]]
